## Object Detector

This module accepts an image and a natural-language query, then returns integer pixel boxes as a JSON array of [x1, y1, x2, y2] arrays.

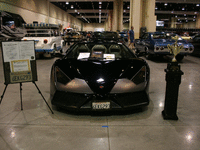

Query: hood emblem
[[99, 85, 104, 89]]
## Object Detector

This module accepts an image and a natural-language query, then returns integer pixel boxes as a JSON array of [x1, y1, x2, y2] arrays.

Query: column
[[170, 17, 176, 28], [112, 0, 123, 32], [143, 0, 156, 32], [129, 0, 143, 39], [196, 14, 200, 28]]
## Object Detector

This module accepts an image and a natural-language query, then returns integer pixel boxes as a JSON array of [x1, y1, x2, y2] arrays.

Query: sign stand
[[0, 82, 54, 114], [0, 41, 54, 114]]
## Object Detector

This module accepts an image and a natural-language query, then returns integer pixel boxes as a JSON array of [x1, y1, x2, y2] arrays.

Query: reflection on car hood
[[153, 39, 189, 46], [55, 58, 147, 94]]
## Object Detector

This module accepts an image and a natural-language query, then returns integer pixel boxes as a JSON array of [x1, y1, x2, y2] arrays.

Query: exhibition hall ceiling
[[50, 0, 200, 24]]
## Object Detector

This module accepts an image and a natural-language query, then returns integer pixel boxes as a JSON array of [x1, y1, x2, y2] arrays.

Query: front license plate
[[92, 102, 110, 109]]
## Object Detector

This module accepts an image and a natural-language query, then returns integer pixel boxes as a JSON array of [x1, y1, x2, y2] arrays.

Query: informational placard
[[1, 41, 37, 84]]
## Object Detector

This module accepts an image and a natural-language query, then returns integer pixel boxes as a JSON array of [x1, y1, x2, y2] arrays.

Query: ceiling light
[[193, 19, 196, 21], [78, 12, 79, 14], [99, 5, 101, 8], [71, 5, 73, 9], [127, 5, 130, 9], [75, 9, 77, 12], [164, 3, 168, 6], [175, 15, 177, 18], [196, 4, 199, 6], [182, 7, 185, 10], [194, 12, 197, 14], [184, 14, 186, 16], [123, 10, 126, 12], [99, 1, 102, 4], [99, 9, 101, 12], [194, 16, 196, 18], [99, 12, 101, 14], [66, 2, 69, 5], [171, 11, 174, 13], [155, 7, 158, 10]]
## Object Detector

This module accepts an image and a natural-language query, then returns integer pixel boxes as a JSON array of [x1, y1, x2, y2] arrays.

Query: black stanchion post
[[162, 62, 184, 120]]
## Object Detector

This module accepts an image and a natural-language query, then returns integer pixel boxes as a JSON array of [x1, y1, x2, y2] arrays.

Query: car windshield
[[101, 32, 118, 38], [152, 33, 167, 39], [65, 43, 135, 60]]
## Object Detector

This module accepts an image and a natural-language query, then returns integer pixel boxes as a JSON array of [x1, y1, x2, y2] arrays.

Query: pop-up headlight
[[55, 66, 71, 85], [131, 66, 146, 85]]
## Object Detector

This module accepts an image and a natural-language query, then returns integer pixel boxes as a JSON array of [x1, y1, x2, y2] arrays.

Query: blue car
[[135, 32, 194, 61], [119, 32, 128, 42]]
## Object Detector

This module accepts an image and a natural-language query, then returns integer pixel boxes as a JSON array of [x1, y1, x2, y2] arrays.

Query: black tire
[[175, 55, 184, 61]]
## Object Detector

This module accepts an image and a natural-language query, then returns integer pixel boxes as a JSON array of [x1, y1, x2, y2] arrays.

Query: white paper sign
[[103, 54, 115, 60], [11, 60, 30, 72], [77, 53, 90, 59], [2, 41, 35, 62]]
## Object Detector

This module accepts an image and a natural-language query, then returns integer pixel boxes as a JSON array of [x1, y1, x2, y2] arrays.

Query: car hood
[[153, 39, 189, 46], [55, 58, 147, 94]]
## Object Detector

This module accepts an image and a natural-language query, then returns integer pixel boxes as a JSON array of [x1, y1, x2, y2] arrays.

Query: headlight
[[131, 66, 146, 85], [55, 66, 71, 85]]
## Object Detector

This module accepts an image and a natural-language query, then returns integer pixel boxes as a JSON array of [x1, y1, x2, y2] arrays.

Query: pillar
[[112, 0, 123, 32], [170, 17, 176, 28], [142, 0, 156, 32], [129, 0, 143, 39], [196, 14, 200, 28]]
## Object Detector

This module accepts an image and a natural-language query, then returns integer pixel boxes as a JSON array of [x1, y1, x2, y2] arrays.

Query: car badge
[[99, 85, 104, 89]]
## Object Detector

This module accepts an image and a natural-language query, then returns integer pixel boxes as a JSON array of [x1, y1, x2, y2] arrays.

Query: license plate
[[92, 102, 110, 109]]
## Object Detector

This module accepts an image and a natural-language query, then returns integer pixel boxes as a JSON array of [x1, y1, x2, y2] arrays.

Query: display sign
[[1, 41, 37, 84], [156, 21, 164, 27]]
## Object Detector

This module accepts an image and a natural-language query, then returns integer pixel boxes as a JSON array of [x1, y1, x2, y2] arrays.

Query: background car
[[63, 32, 83, 45], [22, 23, 64, 58], [188, 34, 200, 57], [118, 31, 128, 42], [50, 41, 150, 111], [134, 32, 194, 61]]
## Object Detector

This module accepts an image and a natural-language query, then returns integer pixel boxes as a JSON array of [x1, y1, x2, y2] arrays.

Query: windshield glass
[[152, 33, 167, 39], [66, 43, 135, 60]]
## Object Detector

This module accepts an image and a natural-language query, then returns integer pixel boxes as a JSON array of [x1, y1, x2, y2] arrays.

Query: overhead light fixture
[[175, 15, 177, 18], [99, 5, 101, 8], [184, 14, 186, 16], [124, 10, 126, 12], [75, 9, 77, 12], [164, 3, 168, 6], [171, 11, 174, 13], [155, 7, 158, 10], [78, 12, 79, 14], [182, 7, 185, 10], [194, 12, 197, 14], [66, 2, 69, 5], [196, 4, 199, 6], [99, 12, 101, 14], [193, 19, 196, 21], [194, 16, 196, 18], [71, 5, 73, 9], [99, 9, 101, 12], [127, 5, 130, 9], [99, 1, 102, 4]]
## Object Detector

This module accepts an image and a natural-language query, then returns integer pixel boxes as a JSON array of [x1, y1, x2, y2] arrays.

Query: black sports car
[[50, 41, 150, 111]]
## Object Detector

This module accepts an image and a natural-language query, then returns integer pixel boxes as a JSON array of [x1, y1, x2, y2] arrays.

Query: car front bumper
[[51, 90, 149, 111]]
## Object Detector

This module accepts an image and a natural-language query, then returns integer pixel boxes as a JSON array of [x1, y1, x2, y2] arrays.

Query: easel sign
[[0, 41, 53, 114], [1, 41, 37, 84]]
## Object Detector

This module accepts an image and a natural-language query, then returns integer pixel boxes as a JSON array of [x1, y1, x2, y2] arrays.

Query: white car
[[22, 23, 65, 57]]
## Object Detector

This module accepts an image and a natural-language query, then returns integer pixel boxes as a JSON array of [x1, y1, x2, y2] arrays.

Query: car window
[[66, 43, 135, 59], [141, 33, 149, 39], [152, 33, 167, 39]]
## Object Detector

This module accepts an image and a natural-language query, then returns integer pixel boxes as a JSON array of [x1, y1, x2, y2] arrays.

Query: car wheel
[[175, 55, 184, 61], [145, 47, 153, 60]]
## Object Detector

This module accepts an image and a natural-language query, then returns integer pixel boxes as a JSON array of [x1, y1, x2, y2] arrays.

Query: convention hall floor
[[0, 45, 200, 150]]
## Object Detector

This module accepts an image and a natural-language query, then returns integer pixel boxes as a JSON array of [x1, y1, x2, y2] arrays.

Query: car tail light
[[55, 67, 71, 84], [44, 39, 48, 44], [189, 47, 193, 51], [24, 39, 27, 41], [156, 47, 159, 50], [131, 66, 146, 85], [185, 48, 189, 51]]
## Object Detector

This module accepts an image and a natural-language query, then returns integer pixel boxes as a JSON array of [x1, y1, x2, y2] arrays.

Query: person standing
[[128, 26, 135, 49]]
